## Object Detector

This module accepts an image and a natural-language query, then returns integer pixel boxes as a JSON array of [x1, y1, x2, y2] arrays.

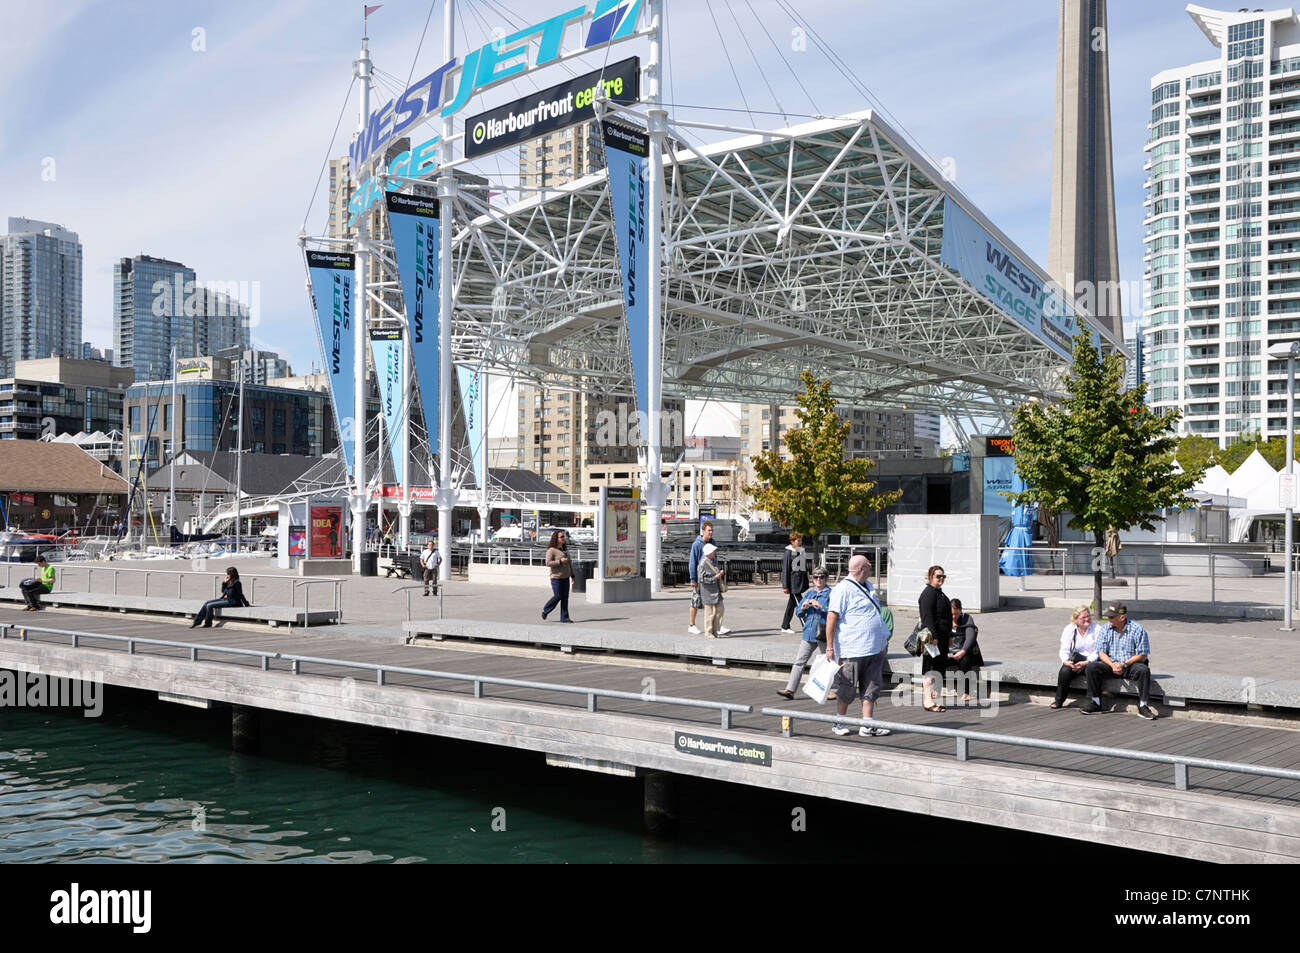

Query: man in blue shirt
[[1081, 602, 1156, 719], [825, 555, 893, 737], [687, 521, 728, 635]]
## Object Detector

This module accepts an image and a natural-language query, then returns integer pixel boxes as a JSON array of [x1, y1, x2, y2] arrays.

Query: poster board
[[598, 486, 641, 579]]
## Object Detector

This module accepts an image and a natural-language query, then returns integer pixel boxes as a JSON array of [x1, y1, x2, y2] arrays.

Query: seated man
[[1080, 602, 1157, 720]]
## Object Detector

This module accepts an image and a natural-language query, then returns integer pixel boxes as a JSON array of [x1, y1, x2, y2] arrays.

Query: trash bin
[[359, 551, 378, 577], [571, 559, 596, 593]]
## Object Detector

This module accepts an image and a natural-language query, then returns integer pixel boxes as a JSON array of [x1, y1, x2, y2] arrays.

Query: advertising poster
[[309, 505, 343, 558], [305, 250, 356, 476], [386, 192, 440, 455], [600, 486, 641, 578], [288, 526, 306, 557], [698, 503, 716, 531]]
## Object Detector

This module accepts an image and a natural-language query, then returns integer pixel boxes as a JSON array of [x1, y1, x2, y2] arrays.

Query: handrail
[[761, 707, 1300, 792], [0, 622, 751, 728]]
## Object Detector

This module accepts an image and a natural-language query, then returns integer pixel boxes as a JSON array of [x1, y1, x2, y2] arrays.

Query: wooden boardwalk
[[3, 605, 1300, 862]]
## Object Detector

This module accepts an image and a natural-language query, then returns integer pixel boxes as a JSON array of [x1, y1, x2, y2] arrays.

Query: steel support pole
[[643, 0, 667, 593], [436, 0, 457, 581], [1287, 354, 1295, 631], [351, 36, 372, 573]]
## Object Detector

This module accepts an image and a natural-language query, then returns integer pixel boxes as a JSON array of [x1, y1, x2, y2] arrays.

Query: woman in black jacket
[[192, 566, 250, 628], [779, 531, 809, 633], [918, 565, 951, 711], [948, 598, 983, 703]]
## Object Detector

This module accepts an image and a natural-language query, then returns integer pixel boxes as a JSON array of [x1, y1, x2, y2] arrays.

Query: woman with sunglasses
[[918, 565, 951, 711], [776, 566, 831, 699]]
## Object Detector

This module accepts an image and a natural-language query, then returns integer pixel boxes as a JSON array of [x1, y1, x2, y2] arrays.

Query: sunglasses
[[933, 573, 946, 579]]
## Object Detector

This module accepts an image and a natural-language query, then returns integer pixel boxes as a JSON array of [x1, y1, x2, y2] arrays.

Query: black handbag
[[903, 623, 931, 657]]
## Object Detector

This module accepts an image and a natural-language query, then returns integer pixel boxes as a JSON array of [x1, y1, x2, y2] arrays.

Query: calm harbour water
[[0, 682, 1168, 864]]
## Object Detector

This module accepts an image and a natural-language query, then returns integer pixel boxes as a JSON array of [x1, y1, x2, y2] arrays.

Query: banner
[[465, 56, 640, 159], [939, 197, 1099, 360], [370, 329, 406, 485], [386, 193, 440, 460], [601, 119, 652, 435], [457, 363, 486, 493], [306, 250, 356, 476]]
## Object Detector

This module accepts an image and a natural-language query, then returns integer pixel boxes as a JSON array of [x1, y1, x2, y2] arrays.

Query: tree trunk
[[1093, 528, 1105, 614]]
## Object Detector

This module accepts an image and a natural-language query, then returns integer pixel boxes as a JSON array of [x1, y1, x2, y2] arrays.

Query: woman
[[949, 598, 984, 703], [779, 531, 810, 634], [697, 542, 726, 637], [20, 556, 55, 611], [918, 565, 952, 711], [777, 565, 830, 699], [542, 530, 573, 623], [191, 566, 249, 628], [1052, 604, 1100, 709]]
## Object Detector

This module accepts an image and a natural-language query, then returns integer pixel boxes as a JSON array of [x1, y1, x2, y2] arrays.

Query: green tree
[[1009, 333, 1205, 612], [743, 370, 901, 538], [1176, 434, 1219, 474]]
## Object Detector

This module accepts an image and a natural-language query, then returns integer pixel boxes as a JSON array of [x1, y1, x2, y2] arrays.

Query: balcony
[[1187, 135, 1222, 153], [1188, 152, 1221, 168]]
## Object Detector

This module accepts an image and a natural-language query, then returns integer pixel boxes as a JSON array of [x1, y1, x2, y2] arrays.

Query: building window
[[129, 405, 140, 431]]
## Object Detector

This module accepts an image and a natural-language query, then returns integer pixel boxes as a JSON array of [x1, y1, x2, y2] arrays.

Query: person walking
[[687, 521, 713, 635], [19, 556, 55, 611], [825, 555, 892, 737], [697, 542, 726, 637], [777, 565, 830, 699], [542, 530, 573, 623], [948, 598, 983, 703], [779, 531, 810, 634], [918, 565, 952, 712], [191, 567, 249, 628], [420, 538, 442, 596], [1051, 605, 1100, 709]]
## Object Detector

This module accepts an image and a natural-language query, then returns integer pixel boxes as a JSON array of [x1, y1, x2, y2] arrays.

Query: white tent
[[1222, 451, 1286, 541], [1194, 464, 1230, 497]]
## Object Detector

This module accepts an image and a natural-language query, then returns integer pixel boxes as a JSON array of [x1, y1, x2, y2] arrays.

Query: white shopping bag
[[804, 655, 842, 705]]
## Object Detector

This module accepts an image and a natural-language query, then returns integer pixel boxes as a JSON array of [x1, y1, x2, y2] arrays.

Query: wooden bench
[[0, 587, 340, 628]]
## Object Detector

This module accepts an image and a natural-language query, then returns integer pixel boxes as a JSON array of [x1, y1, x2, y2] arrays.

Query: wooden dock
[[2, 604, 1299, 863]]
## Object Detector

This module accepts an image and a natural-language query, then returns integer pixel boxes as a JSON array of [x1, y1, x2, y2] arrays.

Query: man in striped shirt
[[1080, 602, 1156, 720]]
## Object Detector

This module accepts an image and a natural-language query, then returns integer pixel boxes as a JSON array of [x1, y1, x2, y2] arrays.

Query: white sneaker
[[687, 625, 702, 635], [831, 724, 851, 736], [780, 627, 794, 635], [859, 725, 891, 737], [718, 626, 733, 635]]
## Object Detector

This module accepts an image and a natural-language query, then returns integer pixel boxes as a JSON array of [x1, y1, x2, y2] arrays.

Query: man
[[825, 555, 893, 737], [420, 538, 442, 596], [20, 556, 55, 611], [1081, 602, 1156, 719], [688, 522, 727, 634]]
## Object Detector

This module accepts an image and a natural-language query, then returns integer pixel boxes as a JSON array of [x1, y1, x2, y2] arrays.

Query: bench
[[0, 587, 340, 628], [384, 552, 426, 580]]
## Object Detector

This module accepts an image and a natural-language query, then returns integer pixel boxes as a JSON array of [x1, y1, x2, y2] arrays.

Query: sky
[[0, 0, 1225, 440]]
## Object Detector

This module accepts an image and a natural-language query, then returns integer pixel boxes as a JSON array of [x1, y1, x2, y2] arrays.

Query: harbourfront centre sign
[[347, 0, 646, 223]]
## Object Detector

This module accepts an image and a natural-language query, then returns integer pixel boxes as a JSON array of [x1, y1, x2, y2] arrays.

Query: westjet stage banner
[[370, 329, 406, 486], [386, 192, 440, 458], [306, 250, 356, 477], [601, 119, 651, 433], [456, 364, 486, 494], [939, 197, 1098, 360]]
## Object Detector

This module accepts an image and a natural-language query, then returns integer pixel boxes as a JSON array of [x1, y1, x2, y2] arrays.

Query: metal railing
[[761, 707, 1300, 793], [1, 563, 344, 617], [392, 583, 443, 622], [0, 622, 751, 728]]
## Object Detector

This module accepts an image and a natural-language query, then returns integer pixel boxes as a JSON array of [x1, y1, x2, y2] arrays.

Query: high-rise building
[[1125, 328, 1147, 393], [0, 357, 133, 445], [912, 413, 942, 457], [215, 346, 291, 384], [518, 123, 604, 195], [1143, 6, 1300, 445], [1, 218, 83, 376]]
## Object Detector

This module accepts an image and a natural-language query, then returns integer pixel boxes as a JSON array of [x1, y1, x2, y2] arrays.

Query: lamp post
[[1267, 340, 1300, 631]]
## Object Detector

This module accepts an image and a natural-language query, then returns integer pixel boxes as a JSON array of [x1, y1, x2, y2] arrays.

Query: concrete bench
[[0, 587, 339, 628]]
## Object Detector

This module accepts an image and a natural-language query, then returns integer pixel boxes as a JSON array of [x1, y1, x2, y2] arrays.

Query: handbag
[[804, 654, 841, 705], [903, 623, 933, 657]]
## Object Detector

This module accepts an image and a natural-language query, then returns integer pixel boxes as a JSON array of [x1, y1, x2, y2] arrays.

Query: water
[[0, 683, 1172, 863]]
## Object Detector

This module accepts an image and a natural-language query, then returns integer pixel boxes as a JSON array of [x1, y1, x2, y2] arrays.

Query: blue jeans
[[543, 578, 570, 620], [194, 598, 235, 627]]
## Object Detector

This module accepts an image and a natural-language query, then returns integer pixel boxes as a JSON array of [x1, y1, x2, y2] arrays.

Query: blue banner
[[370, 329, 406, 485], [306, 250, 356, 477], [386, 193, 440, 459], [457, 364, 486, 494], [940, 197, 1098, 360], [602, 119, 651, 437]]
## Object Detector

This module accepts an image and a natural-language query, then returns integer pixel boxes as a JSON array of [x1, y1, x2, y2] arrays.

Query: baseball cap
[[1104, 602, 1128, 618]]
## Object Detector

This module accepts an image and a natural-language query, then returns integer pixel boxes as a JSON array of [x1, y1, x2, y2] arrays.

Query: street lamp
[[1267, 339, 1300, 630]]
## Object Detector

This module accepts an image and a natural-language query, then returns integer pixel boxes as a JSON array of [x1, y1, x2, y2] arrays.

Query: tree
[[743, 370, 901, 539], [1009, 333, 1205, 612], [1176, 434, 1219, 474]]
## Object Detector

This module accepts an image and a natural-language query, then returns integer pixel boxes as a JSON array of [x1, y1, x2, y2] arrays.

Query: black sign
[[601, 118, 648, 158], [464, 56, 640, 159], [306, 251, 353, 269], [385, 192, 439, 219], [673, 731, 772, 768]]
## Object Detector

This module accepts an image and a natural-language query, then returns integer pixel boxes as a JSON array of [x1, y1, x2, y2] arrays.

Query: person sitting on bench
[[1080, 602, 1156, 720], [191, 566, 250, 628], [20, 556, 55, 611]]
